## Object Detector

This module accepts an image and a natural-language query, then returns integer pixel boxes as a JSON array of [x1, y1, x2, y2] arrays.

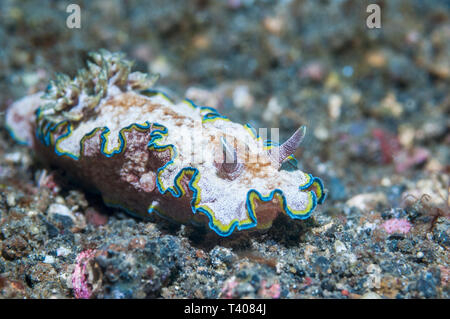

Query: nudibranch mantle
[[6, 50, 325, 237]]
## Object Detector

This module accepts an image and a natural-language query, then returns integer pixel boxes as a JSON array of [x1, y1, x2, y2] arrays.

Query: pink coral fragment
[[72, 249, 96, 299], [221, 277, 239, 299], [259, 280, 281, 299], [394, 147, 430, 173], [380, 218, 412, 234]]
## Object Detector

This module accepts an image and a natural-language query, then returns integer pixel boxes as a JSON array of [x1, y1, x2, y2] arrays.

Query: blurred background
[[0, 0, 449, 299], [1, 0, 448, 206]]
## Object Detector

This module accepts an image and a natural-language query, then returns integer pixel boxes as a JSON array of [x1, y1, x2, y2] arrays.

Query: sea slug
[[5, 50, 325, 236]]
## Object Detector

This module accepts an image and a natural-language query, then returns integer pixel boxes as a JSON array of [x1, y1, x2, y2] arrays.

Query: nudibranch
[[5, 50, 325, 237]]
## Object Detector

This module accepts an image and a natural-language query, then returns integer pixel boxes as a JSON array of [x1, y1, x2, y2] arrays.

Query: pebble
[[314, 126, 329, 141], [300, 61, 327, 82], [361, 292, 382, 299], [149, 56, 171, 77], [47, 203, 72, 217], [366, 50, 386, 68], [379, 92, 403, 118], [334, 240, 347, 254], [263, 16, 284, 35], [344, 253, 357, 265], [398, 125, 415, 148], [56, 247, 71, 257], [47, 203, 86, 232], [328, 94, 342, 120], [4, 152, 22, 164], [6, 193, 16, 207], [346, 192, 388, 212], [43, 255, 55, 264], [232, 85, 254, 110], [262, 97, 283, 123]]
